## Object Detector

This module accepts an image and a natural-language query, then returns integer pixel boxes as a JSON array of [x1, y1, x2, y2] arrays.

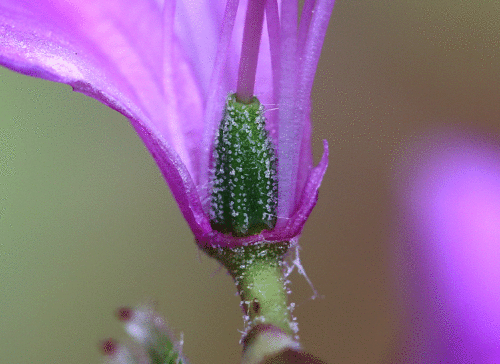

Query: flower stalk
[[236, 252, 291, 335], [205, 241, 300, 362], [207, 242, 293, 335]]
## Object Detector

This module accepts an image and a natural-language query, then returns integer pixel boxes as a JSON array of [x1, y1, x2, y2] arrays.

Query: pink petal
[[0, 0, 164, 121], [287, 139, 329, 236], [276, 0, 300, 227], [0, 0, 212, 231]]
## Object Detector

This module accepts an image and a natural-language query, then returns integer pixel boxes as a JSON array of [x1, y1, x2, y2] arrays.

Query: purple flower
[[393, 131, 500, 362], [0, 0, 333, 248]]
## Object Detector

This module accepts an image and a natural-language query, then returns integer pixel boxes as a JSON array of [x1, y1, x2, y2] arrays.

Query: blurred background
[[1, 1, 499, 363]]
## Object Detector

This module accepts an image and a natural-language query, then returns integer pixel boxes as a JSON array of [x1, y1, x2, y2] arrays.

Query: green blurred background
[[1, 1, 499, 363]]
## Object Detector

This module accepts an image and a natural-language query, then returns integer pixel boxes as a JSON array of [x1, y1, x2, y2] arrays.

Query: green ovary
[[210, 94, 277, 237]]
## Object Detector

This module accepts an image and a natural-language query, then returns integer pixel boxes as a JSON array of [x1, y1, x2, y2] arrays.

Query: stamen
[[236, 0, 267, 104]]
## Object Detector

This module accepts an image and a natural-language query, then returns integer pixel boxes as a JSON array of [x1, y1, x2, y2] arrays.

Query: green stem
[[238, 252, 291, 334], [205, 242, 300, 363]]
